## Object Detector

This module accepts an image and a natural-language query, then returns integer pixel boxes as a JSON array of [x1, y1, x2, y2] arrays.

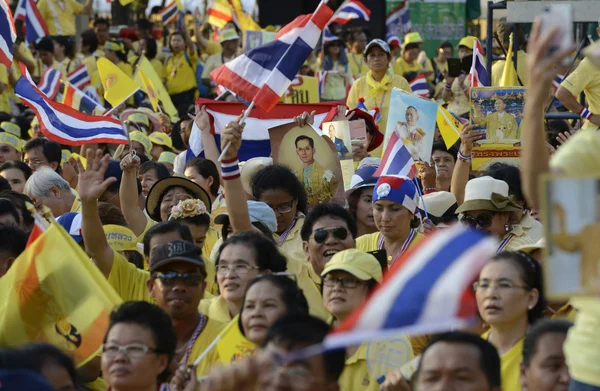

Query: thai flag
[[467, 39, 489, 88], [38, 67, 61, 100], [25, 0, 49, 45], [552, 73, 566, 91], [386, 1, 411, 37], [63, 83, 106, 115], [375, 130, 417, 179], [13, 0, 25, 21], [330, 0, 370, 24], [409, 74, 429, 98], [67, 64, 91, 89], [322, 27, 339, 44], [14, 63, 128, 146], [160, 2, 178, 26], [210, 1, 335, 113], [186, 98, 336, 162], [324, 225, 498, 347], [0, 0, 17, 69], [316, 70, 328, 97]]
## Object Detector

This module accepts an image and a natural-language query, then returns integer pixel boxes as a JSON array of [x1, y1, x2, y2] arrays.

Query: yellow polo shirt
[[166, 51, 198, 95], [481, 331, 524, 391], [564, 298, 600, 386], [285, 253, 328, 321], [339, 345, 384, 391], [108, 251, 153, 302], [278, 215, 306, 263], [37, 0, 84, 36], [560, 58, 600, 130], [199, 295, 232, 324], [355, 231, 424, 264], [188, 317, 224, 377], [550, 130, 600, 175]]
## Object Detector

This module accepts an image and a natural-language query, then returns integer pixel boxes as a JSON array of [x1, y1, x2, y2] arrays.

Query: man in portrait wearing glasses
[[293, 135, 339, 206]]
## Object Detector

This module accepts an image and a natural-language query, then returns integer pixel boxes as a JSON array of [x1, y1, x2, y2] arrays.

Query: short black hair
[[431, 139, 459, 163], [81, 29, 99, 53], [522, 319, 572, 367], [216, 231, 286, 273], [136, 18, 153, 30], [239, 274, 309, 336], [93, 18, 110, 28], [294, 135, 314, 148], [0, 160, 33, 181], [439, 40, 453, 51], [52, 35, 76, 58], [252, 165, 308, 215], [24, 138, 62, 168], [35, 37, 54, 53], [417, 331, 501, 388], [139, 161, 170, 180], [301, 203, 357, 241], [185, 158, 220, 197], [0, 176, 9, 192], [104, 301, 176, 383], [485, 163, 525, 205], [143, 37, 158, 60], [0, 224, 28, 259], [142, 221, 193, 257], [0, 198, 20, 225], [0, 191, 35, 230], [220, 219, 273, 241], [265, 315, 346, 383], [18, 343, 77, 386]]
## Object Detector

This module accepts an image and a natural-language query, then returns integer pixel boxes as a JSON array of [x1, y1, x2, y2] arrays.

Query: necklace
[[179, 313, 207, 366]]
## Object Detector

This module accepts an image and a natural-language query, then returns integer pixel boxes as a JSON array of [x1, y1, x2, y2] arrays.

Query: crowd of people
[[0, 1, 600, 390]]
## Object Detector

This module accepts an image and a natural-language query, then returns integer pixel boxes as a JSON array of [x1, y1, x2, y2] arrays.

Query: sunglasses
[[460, 213, 495, 229], [154, 271, 205, 286], [313, 227, 348, 244]]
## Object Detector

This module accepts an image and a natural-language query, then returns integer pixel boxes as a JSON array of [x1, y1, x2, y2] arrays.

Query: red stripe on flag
[[194, 98, 337, 118], [0, 51, 10, 69], [254, 85, 284, 112], [275, 14, 311, 39], [210, 65, 260, 104], [207, 8, 232, 21], [311, 2, 335, 30]]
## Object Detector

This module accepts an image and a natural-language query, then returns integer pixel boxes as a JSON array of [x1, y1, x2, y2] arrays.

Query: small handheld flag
[[436, 104, 461, 148], [499, 33, 519, 87], [207, 0, 233, 29], [375, 129, 417, 179], [160, 2, 178, 26], [138, 69, 160, 112], [62, 83, 106, 116], [13, 0, 25, 21], [38, 67, 61, 100], [25, 0, 50, 45], [0, 0, 17, 68], [330, 0, 371, 24], [134, 56, 178, 119], [409, 74, 429, 98], [97, 57, 140, 108], [386, 0, 411, 37], [67, 64, 91, 89], [468, 39, 489, 88]]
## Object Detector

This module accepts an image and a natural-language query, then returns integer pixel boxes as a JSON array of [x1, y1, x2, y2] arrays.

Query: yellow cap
[[220, 28, 240, 43], [1, 122, 21, 137], [70, 152, 87, 168], [61, 149, 72, 165], [0, 133, 22, 151], [158, 151, 177, 165], [458, 36, 478, 50], [105, 40, 125, 53], [404, 32, 424, 46], [103, 225, 139, 252], [30, 116, 39, 127], [149, 131, 173, 149], [321, 249, 382, 282], [130, 130, 152, 154], [128, 112, 150, 128]]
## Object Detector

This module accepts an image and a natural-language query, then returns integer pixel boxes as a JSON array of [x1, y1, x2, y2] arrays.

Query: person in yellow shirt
[[394, 32, 434, 83], [347, 30, 369, 80], [23, 166, 80, 216], [433, 41, 453, 84], [347, 39, 411, 157], [318, 35, 352, 101], [322, 249, 413, 391], [79, 30, 99, 77], [33, 37, 59, 79], [37, 0, 92, 36], [53, 35, 80, 77], [135, 37, 164, 79], [472, 98, 519, 140], [475, 251, 546, 391], [201, 28, 240, 97], [104, 40, 133, 77], [165, 28, 198, 117], [93, 18, 110, 56], [442, 36, 476, 117], [491, 18, 529, 87], [556, 55, 600, 130]]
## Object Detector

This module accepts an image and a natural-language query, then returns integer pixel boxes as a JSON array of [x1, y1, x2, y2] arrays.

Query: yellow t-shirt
[[564, 298, 600, 386], [393, 57, 423, 78], [58, 58, 81, 78], [278, 215, 306, 263], [339, 345, 386, 391], [491, 50, 529, 88], [284, 253, 328, 321], [37, 0, 84, 36], [199, 295, 232, 324], [561, 58, 600, 130], [150, 58, 165, 80], [165, 51, 198, 95], [347, 73, 412, 157], [550, 130, 600, 175], [188, 317, 224, 377], [108, 251, 153, 302], [481, 331, 524, 391], [348, 53, 369, 81], [204, 41, 223, 57]]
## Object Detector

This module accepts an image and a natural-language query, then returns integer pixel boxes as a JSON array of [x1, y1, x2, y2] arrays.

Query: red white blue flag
[[330, 0, 370, 24], [15, 63, 128, 146], [25, 0, 49, 45], [67, 64, 91, 89], [386, 0, 411, 37], [210, 1, 335, 113], [38, 67, 61, 99], [0, 0, 17, 68], [552, 72, 566, 91], [13, 0, 25, 21], [409, 74, 429, 98], [468, 39, 489, 88], [324, 225, 498, 347], [322, 26, 339, 44], [160, 2, 178, 26], [375, 130, 417, 179]]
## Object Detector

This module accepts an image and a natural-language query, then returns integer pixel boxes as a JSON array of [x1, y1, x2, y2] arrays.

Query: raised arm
[[451, 124, 482, 205], [119, 153, 148, 236], [77, 149, 117, 278], [81, 0, 93, 14], [190, 104, 221, 168]]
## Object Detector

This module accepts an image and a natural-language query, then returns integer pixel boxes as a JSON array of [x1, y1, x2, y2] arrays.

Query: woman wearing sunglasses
[[475, 251, 545, 391], [456, 177, 534, 252], [321, 249, 413, 391], [101, 301, 176, 391]]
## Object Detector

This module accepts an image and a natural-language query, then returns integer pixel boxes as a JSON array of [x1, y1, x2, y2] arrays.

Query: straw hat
[[240, 157, 272, 195], [418, 191, 458, 227], [145, 177, 212, 222], [455, 176, 522, 214]]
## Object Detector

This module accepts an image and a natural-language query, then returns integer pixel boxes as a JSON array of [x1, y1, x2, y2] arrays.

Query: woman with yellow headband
[[347, 39, 411, 157], [104, 39, 133, 78]]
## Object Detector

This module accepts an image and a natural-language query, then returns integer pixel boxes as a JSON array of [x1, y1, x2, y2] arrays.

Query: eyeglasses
[[473, 281, 530, 292], [323, 276, 363, 289], [312, 227, 348, 244], [216, 263, 260, 276], [267, 201, 295, 214], [102, 343, 157, 359], [460, 213, 495, 229], [153, 271, 205, 286]]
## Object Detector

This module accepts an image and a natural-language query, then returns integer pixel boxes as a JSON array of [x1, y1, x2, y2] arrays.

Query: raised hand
[[294, 110, 316, 127], [220, 114, 245, 160], [417, 161, 437, 189], [459, 124, 484, 156], [119, 152, 141, 173], [76, 149, 117, 203], [189, 104, 212, 132]]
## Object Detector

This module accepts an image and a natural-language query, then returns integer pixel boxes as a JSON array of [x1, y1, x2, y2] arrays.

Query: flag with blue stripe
[[330, 0, 370, 24], [67, 65, 91, 89], [468, 39, 489, 88], [160, 2, 178, 26], [38, 67, 61, 99], [25, 0, 50, 45], [409, 74, 429, 98], [0, 0, 17, 69], [386, 0, 411, 37], [375, 130, 416, 179]]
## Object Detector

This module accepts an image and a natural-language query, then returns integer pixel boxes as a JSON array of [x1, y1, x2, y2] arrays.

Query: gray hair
[[24, 166, 71, 198]]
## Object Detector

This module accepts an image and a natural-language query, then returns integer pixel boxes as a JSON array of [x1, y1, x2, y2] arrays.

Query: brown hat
[[146, 177, 212, 221]]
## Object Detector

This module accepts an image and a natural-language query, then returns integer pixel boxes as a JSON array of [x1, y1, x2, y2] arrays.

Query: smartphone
[[460, 55, 473, 75], [367, 250, 388, 274], [540, 4, 573, 65], [447, 58, 462, 78]]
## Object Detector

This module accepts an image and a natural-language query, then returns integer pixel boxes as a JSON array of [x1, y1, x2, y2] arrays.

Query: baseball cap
[[321, 249, 382, 282], [149, 240, 206, 274], [57, 212, 83, 243], [364, 39, 391, 58], [0, 133, 21, 151], [458, 36, 477, 50], [0, 121, 21, 137], [130, 131, 152, 154], [220, 28, 240, 43], [214, 200, 277, 233], [149, 131, 173, 149]]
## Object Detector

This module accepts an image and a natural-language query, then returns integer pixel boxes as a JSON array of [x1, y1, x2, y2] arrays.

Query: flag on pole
[[134, 56, 178, 119], [160, 2, 179, 26], [15, 63, 128, 146], [323, 225, 498, 348], [0, 222, 122, 366], [227, 0, 260, 30], [499, 33, 519, 87], [216, 316, 256, 364], [138, 69, 159, 112], [330, 0, 370, 24], [374, 129, 417, 178], [207, 0, 233, 29], [0, 0, 17, 68], [436, 104, 461, 149], [322, 27, 339, 44], [66, 64, 91, 89], [316, 70, 328, 98], [97, 57, 139, 108], [409, 74, 429, 98], [13, 0, 25, 21], [386, 0, 411, 37], [467, 39, 489, 88], [25, 0, 50, 45], [62, 83, 106, 116], [210, 1, 335, 113], [38, 67, 61, 99]]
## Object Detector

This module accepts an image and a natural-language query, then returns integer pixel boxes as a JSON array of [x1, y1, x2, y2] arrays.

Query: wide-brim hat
[[345, 162, 379, 198], [418, 191, 458, 227], [240, 157, 272, 195], [121, 108, 161, 134], [455, 176, 522, 214], [146, 177, 212, 222]]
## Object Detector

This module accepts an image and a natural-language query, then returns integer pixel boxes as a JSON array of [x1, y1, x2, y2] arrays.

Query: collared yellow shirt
[[199, 295, 232, 324], [517, 212, 543, 243], [278, 215, 306, 263], [284, 252, 328, 321], [561, 58, 600, 130], [564, 298, 600, 387], [481, 330, 524, 391], [355, 231, 424, 264], [550, 130, 600, 175], [166, 50, 198, 95], [188, 317, 224, 377], [37, 0, 84, 36]]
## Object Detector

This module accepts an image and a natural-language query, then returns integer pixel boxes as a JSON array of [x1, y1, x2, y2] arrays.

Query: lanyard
[[351, 54, 364, 75], [169, 54, 185, 79], [276, 217, 298, 247], [496, 233, 514, 253], [379, 229, 416, 264], [45, 0, 64, 34], [180, 313, 208, 366]]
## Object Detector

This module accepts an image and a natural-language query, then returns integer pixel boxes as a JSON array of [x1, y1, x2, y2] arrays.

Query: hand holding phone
[[540, 4, 574, 66]]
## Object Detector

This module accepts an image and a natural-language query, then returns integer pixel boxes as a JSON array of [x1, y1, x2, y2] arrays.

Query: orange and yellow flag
[[436, 104, 462, 148], [0, 223, 122, 366], [138, 69, 160, 112], [207, 0, 233, 29]]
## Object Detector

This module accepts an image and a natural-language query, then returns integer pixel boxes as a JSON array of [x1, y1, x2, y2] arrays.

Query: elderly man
[[294, 135, 338, 205], [473, 98, 519, 141], [24, 167, 80, 216]]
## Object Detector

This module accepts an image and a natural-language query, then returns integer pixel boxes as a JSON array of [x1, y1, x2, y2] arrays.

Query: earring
[[504, 223, 511, 233], [528, 305, 533, 310]]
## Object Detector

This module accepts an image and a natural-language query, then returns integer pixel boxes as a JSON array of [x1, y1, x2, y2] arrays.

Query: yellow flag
[[134, 56, 178, 120], [207, 0, 233, 29], [118, 0, 134, 6], [436, 104, 461, 148], [138, 69, 160, 112], [216, 316, 256, 364], [97, 58, 139, 108], [0, 223, 122, 366], [283, 76, 320, 104], [500, 33, 519, 87]]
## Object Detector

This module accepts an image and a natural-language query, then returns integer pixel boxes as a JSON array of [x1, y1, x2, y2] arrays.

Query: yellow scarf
[[366, 71, 391, 99]]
